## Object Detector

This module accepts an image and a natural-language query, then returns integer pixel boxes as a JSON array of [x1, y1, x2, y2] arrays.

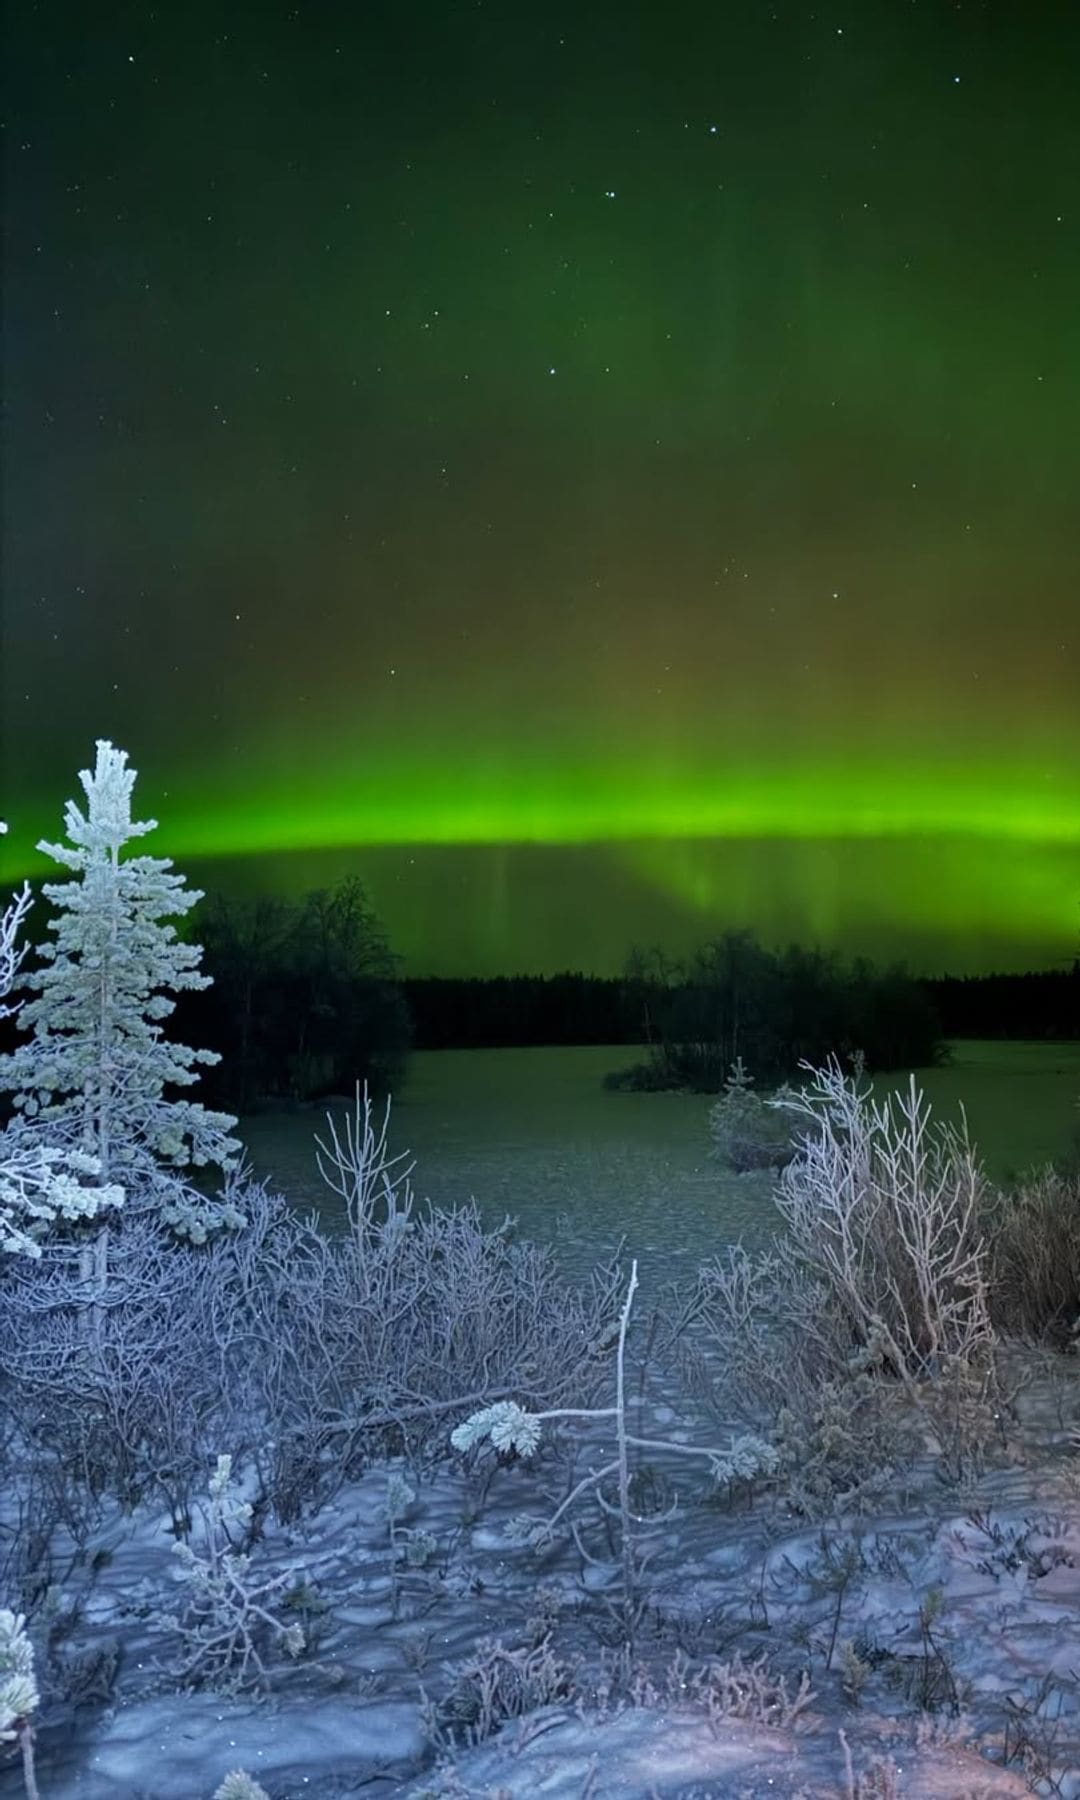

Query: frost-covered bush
[[771, 1375, 918, 1518], [452, 1262, 765, 1648], [984, 1167, 1080, 1344], [627, 1647, 814, 1731], [707, 1058, 796, 1174], [217, 1090, 625, 1520], [421, 1634, 579, 1751], [770, 1060, 994, 1385], [0, 1084, 624, 1529], [0, 831, 26, 1002], [166, 1455, 305, 1693], [682, 1245, 920, 1514], [685, 1061, 998, 1495], [0, 1201, 256, 1524]]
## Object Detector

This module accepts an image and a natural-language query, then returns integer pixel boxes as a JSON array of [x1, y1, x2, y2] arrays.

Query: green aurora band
[[4, 2, 1079, 975], [2, 745, 1076, 976]]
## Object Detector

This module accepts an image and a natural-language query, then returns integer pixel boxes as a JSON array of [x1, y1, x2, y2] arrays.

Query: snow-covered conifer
[[0, 1608, 40, 1800], [0, 743, 241, 1243], [0, 821, 123, 1256], [213, 1775, 270, 1800]]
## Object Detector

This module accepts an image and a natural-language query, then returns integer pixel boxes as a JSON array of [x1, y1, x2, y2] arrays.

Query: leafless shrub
[[1, 1089, 624, 1538], [681, 1250, 916, 1515], [0, 1446, 103, 1626], [984, 1167, 1080, 1344], [0, 876, 33, 1014], [771, 1061, 995, 1385], [215, 1095, 625, 1520], [453, 1263, 755, 1656], [683, 1061, 1001, 1496], [0, 1212, 250, 1531], [635, 1598, 745, 1662], [680, 1241, 799, 1420], [420, 1634, 578, 1750], [839, 1732, 902, 1800], [628, 1646, 815, 1732], [313, 1083, 416, 1230], [1000, 1671, 1080, 1797], [46, 1631, 118, 1707]]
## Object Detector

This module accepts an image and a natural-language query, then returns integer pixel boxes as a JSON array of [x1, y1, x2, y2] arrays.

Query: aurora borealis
[[3, 2, 1078, 976]]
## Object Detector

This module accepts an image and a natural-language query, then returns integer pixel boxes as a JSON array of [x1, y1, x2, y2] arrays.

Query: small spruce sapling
[[708, 1057, 795, 1174], [212, 1774, 270, 1800], [168, 1455, 305, 1693], [0, 744, 242, 1280]]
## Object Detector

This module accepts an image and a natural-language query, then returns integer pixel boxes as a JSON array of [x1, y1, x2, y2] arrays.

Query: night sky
[[3, 0, 1078, 976]]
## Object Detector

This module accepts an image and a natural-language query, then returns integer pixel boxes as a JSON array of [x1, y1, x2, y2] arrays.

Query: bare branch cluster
[[681, 1060, 1005, 1504], [771, 1059, 994, 1384]]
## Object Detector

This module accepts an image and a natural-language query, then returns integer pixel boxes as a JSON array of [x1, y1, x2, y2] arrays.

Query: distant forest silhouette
[[5, 876, 1075, 1112], [178, 881, 1078, 1108], [408, 937, 944, 1093], [405, 964, 1080, 1052]]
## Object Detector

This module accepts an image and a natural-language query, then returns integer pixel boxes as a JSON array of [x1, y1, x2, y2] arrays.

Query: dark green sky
[[3, 0, 1078, 974]]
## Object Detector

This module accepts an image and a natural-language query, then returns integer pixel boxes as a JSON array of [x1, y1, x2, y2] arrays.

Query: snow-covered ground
[[5, 1047, 1079, 1800], [5, 1331, 1078, 1799], [241, 1042, 1080, 1283]]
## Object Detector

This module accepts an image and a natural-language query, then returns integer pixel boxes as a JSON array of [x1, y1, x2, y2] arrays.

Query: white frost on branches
[[0, 820, 123, 1256], [0, 856, 33, 1021], [769, 1057, 993, 1383], [167, 1455, 305, 1692], [0, 1136, 123, 1259], [0, 1608, 38, 1742], [451, 1400, 544, 1458], [0, 745, 241, 1241]]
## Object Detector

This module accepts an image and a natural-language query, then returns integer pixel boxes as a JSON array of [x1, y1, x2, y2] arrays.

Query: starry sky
[[3, 0, 1078, 976]]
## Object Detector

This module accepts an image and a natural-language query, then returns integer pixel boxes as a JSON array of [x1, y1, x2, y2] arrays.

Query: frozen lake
[[239, 1039, 1080, 1286]]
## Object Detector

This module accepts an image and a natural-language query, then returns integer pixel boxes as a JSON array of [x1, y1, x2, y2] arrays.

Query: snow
[[240, 1043, 1080, 1285], [4, 1047, 1080, 1798], [3, 1339, 1078, 1799]]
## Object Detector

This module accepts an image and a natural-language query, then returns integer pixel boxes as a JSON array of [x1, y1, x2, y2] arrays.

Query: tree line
[[8, 845, 1072, 1118], [182, 901, 950, 1102], [173, 879, 410, 1112], [604, 933, 944, 1090], [174, 900, 1080, 1103], [922, 965, 1080, 1041]]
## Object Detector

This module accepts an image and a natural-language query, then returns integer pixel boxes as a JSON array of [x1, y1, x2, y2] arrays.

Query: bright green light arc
[[148, 751, 1078, 861], [2, 750, 1076, 876], [2, 746, 1076, 974]]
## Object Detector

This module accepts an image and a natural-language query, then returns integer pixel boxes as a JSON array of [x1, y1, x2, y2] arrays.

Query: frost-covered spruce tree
[[0, 1608, 41, 1800], [0, 821, 122, 1258], [0, 744, 241, 1250]]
